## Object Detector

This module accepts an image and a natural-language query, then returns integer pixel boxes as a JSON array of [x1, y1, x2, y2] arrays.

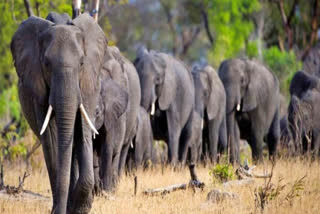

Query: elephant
[[134, 47, 201, 182], [287, 71, 320, 156], [134, 47, 195, 165], [288, 92, 320, 157], [93, 46, 141, 192], [191, 65, 227, 163], [289, 71, 320, 98], [11, 13, 108, 213], [126, 106, 154, 171], [218, 58, 280, 163]]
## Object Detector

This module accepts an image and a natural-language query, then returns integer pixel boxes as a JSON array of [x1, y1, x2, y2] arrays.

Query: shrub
[[209, 164, 234, 183], [262, 46, 302, 97]]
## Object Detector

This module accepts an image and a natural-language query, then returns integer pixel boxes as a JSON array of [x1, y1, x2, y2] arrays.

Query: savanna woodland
[[0, 0, 320, 213]]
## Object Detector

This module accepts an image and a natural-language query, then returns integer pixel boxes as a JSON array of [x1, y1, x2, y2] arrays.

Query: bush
[[209, 164, 234, 183], [263, 46, 302, 97]]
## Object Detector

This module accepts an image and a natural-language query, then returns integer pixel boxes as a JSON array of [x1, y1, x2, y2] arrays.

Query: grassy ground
[[0, 158, 319, 213]]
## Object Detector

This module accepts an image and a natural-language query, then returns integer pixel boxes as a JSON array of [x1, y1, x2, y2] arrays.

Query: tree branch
[[181, 27, 201, 57], [302, 0, 320, 60], [23, 0, 34, 17], [200, 6, 213, 45]]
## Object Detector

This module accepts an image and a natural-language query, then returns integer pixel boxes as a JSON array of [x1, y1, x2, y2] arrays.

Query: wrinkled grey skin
[[218, 58, 280, 163], [126, 106, 153, 171], [287, 71, 320, 156], [279, 115, 292, 150], [134, 47, 195, 167], [191, 65, 227, 163], [288, 92, 320, 157], [11, 13, 107, 214], [94, 46, 141, 192]]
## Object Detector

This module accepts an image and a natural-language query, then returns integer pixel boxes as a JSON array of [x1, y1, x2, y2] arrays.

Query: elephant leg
[[218, 116, 227, 154], [67, 148, 79, 208], [69, 125, 94, 214], [118, 142, 130, 177], [100, 134, 114, 192], [249, 126, 264, 163], [208, 119, 220, 163], [166, 111, 182, 166], [92, 138, 102, 196], [234, 122, 241, 162], [267, 110, 280, 160], [179, 113, 193, 165], [227, 112, 240, 164], [311, 132, 320, 158], [35, 106, 58, 210]]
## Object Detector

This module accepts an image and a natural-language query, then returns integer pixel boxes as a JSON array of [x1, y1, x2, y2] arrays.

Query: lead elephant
[[11, 13, 107, 214], [218, 58, 280, 163], [191, 65, 227, 163]]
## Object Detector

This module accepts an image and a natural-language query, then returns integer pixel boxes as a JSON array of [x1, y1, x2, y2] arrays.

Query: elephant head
[[289, 71, 320, 99], [192, 65, 222, 120], [135, 47, 174, 114], [11, 14, 106, 213], [218, 59, 268, 114]]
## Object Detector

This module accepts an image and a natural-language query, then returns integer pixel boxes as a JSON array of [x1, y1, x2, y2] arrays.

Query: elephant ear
[[11, 16, 53, 104], [242, 60, 267, 112], [102, 79, 128, 131], [157, 54, 176, 110], [72, 14, 107, 95], [203, 66, 219, 120]]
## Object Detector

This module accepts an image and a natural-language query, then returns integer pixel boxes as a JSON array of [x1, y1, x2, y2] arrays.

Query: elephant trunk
[[225, 86, 241, 114], [51, 70, 80, 214]]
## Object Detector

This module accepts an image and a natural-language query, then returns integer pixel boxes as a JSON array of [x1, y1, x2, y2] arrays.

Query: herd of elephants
[[9, 11, 320, 214]]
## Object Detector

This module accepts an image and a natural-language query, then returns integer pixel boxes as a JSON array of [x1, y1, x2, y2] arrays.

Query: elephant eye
[[44, 56, 51, 68], [80, 56, 84, 67]]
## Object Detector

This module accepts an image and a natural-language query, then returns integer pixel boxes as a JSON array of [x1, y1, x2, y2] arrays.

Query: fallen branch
[[143, 183, 187, 196], [207, 189, 238, 203], [143, 180, 204, 196], [236, 165, 271, 179]]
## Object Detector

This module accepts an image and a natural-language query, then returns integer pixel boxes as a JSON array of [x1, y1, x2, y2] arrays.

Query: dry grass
[[0, 158, 319, 214]]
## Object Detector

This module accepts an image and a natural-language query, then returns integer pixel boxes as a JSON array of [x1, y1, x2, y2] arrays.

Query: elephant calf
[[191, 65, 227, 163], [126, 106, 154, 171]]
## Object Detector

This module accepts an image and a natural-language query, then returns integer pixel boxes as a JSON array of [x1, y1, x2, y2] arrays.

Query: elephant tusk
[[40, 105, 53, 135], [236, 103, 241, 111], [130, 141, 134, 148], [93, 132, 96, 139], [150, 102, 155, 116], [80, 104, 99, 135], [201, 119, 204, 130]]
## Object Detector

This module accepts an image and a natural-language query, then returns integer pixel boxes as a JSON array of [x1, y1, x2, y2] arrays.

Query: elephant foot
[[100, 190, 115, 200], [93, 181, 102, 197], [188, 179, 205, 191]]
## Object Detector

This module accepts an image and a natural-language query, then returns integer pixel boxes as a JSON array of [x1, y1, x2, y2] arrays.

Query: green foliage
[[262, 46, 302, 96], [206, 0, 260, 67], [246, 40, 259, 58], [209, 164, 234, 183], [0, 85, 21, 121]]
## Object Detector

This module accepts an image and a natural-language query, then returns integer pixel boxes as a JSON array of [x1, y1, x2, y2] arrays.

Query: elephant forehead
[[102, 59, 128, 89]]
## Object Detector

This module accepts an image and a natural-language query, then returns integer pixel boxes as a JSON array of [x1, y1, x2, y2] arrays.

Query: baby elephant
[[127, 107, 154, 171]]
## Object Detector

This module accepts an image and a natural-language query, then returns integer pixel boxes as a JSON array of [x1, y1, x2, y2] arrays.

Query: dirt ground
[[0, 158, 319, 214]]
